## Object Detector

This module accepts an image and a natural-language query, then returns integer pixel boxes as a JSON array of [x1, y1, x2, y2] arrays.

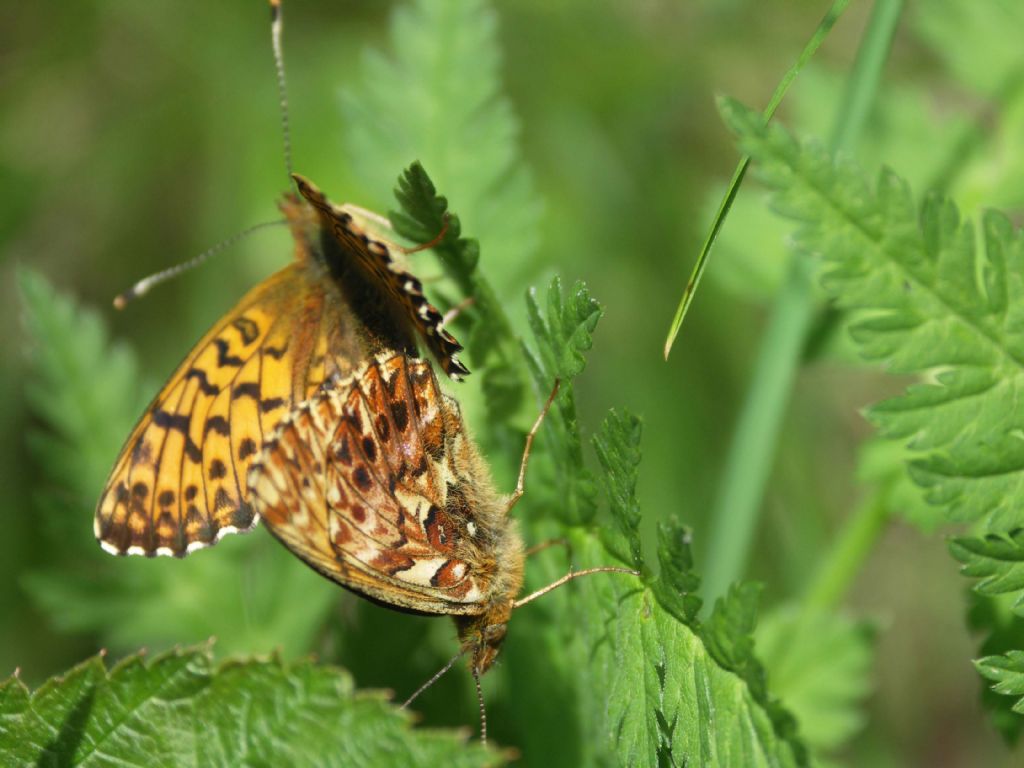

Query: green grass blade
[[662, 0, 851, 360]]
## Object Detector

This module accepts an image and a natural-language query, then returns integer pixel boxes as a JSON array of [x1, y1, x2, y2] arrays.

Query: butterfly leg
[[506, 379, 561, 513], [340, 204, 450, 256], [525, 537, 571, 559], [441, 296, 476, 329], [512, 566, 640, 609], [339, 202, 395, 231]]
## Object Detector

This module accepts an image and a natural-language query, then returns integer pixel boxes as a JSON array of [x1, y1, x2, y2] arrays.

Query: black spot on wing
[[185, 368, 219, 395], [232, 317, 260, 345], [152, 408, 202, 463], [233, 382, 261, 400], [214, 339, 244, 367]]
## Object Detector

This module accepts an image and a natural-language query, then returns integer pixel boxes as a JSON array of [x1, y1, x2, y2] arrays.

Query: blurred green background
[[4, 0, 1024, 765]]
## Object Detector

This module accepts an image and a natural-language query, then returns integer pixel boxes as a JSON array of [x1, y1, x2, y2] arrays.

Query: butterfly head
[[458, 599, 514, 675]]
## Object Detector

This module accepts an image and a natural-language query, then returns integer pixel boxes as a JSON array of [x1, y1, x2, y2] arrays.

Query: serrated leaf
[[721, 96, 1024, 723], [592, 408, 644, 569], [342, 0, 542, 299], [757, 608, 876, 754], [654, 518, 702, 625], [976, 651, 1024, 714], [562, 534, 807, 767], [521, 277, 601, 526], [0, 647, 497, 767], [967, 591, 1024, 744], [951, 530, 1024, 604], [700, 583, 802, 757], [18, 270, 336, 658], [390, 162, 525, 423], [18, 267, 144, 554]]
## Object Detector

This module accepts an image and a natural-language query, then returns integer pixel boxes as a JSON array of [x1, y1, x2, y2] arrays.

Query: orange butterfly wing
[[247, 354, 500, 615], [96, 186, 463, 558], [96, 260, 351, 556]]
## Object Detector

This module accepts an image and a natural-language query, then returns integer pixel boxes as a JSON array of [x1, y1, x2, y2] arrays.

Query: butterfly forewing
[[248, 354, 491, 614], [98, 264, 337, 556]]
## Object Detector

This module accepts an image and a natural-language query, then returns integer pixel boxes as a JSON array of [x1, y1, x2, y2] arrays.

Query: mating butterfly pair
[[95, 0, 636, 742]]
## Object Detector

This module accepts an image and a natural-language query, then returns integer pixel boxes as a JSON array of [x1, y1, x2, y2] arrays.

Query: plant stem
[[804, 482, 893, 611], [701, 0, 904, 605]]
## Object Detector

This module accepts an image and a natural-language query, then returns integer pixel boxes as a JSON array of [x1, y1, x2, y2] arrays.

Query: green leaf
[[18, 270, 336, 658], [592, 408, 644, 569], [951, 531, 1024, 605], [18, 267, 144, 554], [521, 277, 601, 526], [654, 518, 703, 626], [720, 94, 1024, 731], [976, 651, 1024, 715], [342, 0, 542, 309], [701, 584, 804, 763], [391, 161, 525, 423], [757, 608, 876, 754], [560, 535, 807, 767], [0, 647, 497, 767], [967, 592, 1024, 744]]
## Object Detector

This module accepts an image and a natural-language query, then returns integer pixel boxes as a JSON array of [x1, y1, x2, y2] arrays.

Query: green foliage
[[976, 652, 1024, 716], [563, 536, 806, 768], [592, 408, 644, 569], [391, 161, 524, 423], [721, 94, 1024, 730], [341, 0, 542, 297], [757, 608, 876, 753], [654, 518, 703, 626], [18, 268, 145, 553], [952, 531, 1024, 602], [0, 646, 496, 767], [522, 277, 601, 526], [967, 592, 1024, 744]]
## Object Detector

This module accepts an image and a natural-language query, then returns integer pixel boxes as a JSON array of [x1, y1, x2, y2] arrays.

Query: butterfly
[[94, 174, 468, 559], [247, 352, 636, 695]]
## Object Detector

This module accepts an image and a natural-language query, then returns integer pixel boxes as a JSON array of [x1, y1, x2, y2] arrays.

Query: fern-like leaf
[[391, 161, 525, 421], [592, 408, 644, 569], [757, 608, 876, 753], [720, 94, 1024, 723], [654, 518, 703, 626], [342, 0, 542, 299], [522, 277, 601, 526], [976, 652, 1024, 715]]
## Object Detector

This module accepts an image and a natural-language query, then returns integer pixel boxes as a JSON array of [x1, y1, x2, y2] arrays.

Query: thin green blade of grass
[[662, 0, 851, 360]]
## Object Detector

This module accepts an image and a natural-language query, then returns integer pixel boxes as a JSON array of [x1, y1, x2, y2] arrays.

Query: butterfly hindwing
[[248, 354, 491, 614]]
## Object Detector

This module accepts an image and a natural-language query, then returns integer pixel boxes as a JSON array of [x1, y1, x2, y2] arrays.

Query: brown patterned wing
[[95, 261, 355, 558], [247, 354, 490, 615], [292, 174, 470, 381]]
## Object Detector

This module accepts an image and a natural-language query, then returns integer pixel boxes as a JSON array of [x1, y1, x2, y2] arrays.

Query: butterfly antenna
[[113, 219, 285, 309], [401, 647, 466, 710], [512, 566, 640, 609], [472, 666, 488, 747], [269, 0, 294, 184]]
